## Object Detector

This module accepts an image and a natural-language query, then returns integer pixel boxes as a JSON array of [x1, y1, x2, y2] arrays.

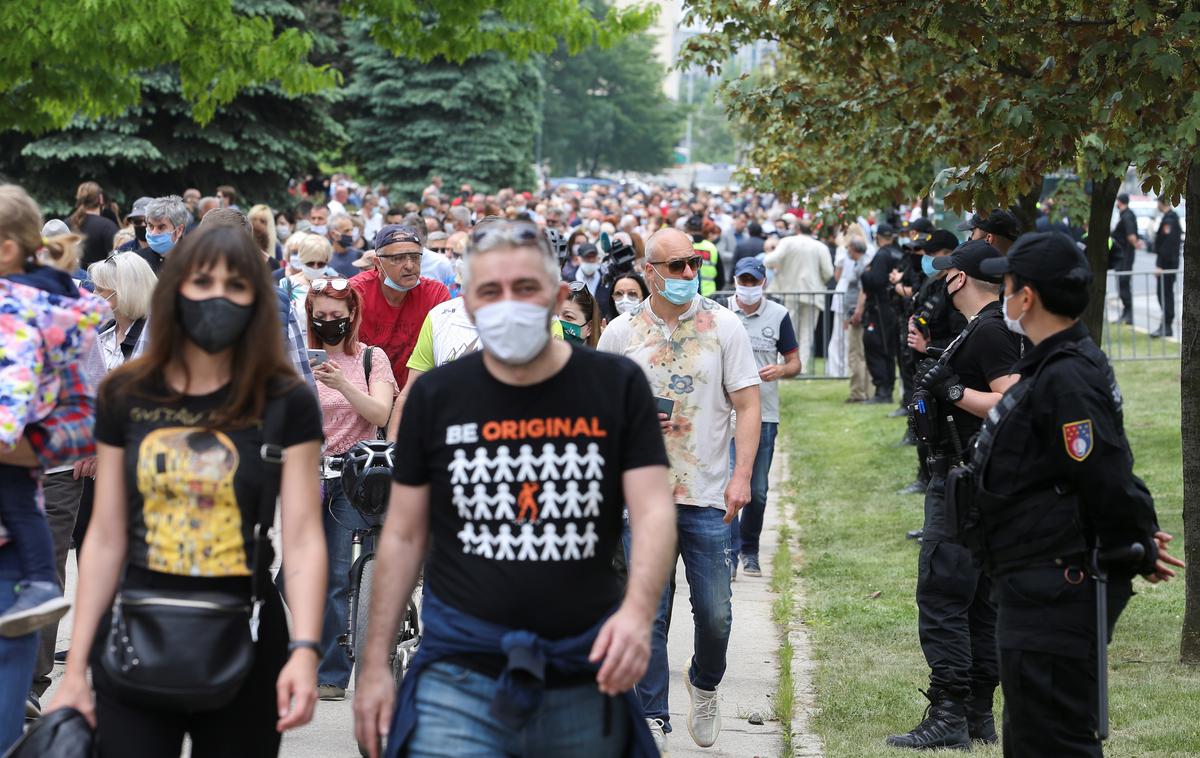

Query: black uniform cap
[[976, 209, 1021, 241], [931, 239, 1004, 283], [915, 229, 960, 253], [979, 231, 1092, 286], [911, 218, 934, 234]]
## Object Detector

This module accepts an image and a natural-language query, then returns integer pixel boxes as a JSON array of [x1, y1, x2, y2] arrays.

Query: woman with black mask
[[47, 226, 327, 757], [303, 277, 396, 702]]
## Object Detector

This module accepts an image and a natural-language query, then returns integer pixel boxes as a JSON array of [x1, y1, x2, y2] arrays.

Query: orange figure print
[[517, 481, 541, 523]]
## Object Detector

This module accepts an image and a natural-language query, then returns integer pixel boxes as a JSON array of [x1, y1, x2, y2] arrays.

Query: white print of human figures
[[449, 442, 606, 490], [459, 521, 599, 562]]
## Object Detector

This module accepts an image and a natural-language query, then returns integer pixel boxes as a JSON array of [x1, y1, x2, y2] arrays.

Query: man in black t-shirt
[[887, 240, 1022, 751], [353, 221, 677, 758]]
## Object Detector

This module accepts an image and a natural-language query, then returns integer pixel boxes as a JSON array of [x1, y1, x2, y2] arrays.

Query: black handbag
[[99, 394, 288, 712], [2, 707, 96, 758]]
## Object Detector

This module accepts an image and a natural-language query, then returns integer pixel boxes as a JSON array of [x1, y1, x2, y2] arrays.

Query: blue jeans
[[318, 479, 374, 688], [728, 422, 778, 564], [407, 661, 629, 757], [624, 505, 732, 731], [0, 548, 38, 752]]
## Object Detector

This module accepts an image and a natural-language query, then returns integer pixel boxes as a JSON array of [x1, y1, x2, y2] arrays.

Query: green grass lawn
[[775, 356, 1198, 757]]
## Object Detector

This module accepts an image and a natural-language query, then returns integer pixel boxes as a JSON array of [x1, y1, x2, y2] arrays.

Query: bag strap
[[248, 390, 289, 641], [363, 346, 373, 386]]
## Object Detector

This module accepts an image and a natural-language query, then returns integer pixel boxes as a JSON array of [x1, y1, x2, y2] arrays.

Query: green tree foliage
[[687, 74, 738, 166], [0, 1, 344, 215], [0, 0, 654, 133], [341, 20, 542, 197]]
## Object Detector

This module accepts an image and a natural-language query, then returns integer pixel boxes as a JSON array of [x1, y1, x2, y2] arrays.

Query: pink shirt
[[317, 342, 398, 455]]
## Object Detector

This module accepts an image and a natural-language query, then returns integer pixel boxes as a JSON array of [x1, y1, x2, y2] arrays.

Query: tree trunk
[[1180, 156, 1200, 665], [1013, 179, 1043, 234], [1081, 175, 1122, 343]]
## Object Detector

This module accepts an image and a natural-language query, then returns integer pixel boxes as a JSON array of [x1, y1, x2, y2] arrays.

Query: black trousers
[[1115, 247, 1134, 313], [916, 476, 998, 703], [994, 567, 1133, 758], [863, 319, 895, 396], [92, 569, 289, 758], [32, 471, 83, 697], [1157, 271, 1176, 328]]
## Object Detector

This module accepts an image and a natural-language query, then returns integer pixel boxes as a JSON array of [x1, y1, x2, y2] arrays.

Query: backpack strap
[[249, 391, 288, 641]]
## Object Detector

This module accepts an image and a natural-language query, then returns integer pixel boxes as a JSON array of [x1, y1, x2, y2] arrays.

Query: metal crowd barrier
[[711, 289, 850, 379], [1101, 267, 1183, 361]]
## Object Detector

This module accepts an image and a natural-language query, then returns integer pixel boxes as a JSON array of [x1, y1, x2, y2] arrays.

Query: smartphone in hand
[[307, 349, 328, 366], [655, 396, 675, 419]]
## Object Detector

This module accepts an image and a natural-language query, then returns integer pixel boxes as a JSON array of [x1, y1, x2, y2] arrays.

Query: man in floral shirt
[[598, 228, 761, 753]]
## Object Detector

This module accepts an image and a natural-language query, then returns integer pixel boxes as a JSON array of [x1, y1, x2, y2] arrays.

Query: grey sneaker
[[0, 581, 70, 638], [741, 555, 762, 577], [317, 684, 346, 701], [684, 674, 721, 747], [646, 717, 668, 755]]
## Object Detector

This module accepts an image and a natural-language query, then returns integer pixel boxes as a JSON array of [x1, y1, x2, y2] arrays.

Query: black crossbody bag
[[99, 394, 288, 712]]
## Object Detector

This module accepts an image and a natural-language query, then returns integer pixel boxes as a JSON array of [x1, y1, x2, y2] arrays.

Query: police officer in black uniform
[[887, 240, 1022, 751], [861, 223, 903, 403], [959, 232, 1183, 756]]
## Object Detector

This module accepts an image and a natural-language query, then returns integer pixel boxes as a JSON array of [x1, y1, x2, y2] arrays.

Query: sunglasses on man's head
[[648, 255, 703, 275], [310, 278, 350, 293]]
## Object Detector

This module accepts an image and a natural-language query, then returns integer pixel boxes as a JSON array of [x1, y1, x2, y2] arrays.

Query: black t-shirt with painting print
[[95, 377, 323, 578], [393, 345, 668, 640]]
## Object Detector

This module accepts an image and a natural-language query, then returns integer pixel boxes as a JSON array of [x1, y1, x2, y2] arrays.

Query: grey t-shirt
[[724, 296, 799, 423]]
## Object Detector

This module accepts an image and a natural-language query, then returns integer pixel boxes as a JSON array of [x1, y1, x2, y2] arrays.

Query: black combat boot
[[886, 689, 970, 751], [966, 692, 998, 744]]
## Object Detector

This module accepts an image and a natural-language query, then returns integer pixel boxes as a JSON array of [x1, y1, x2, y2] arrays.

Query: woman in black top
[[47, 226, 327, 757], [67, 182, 118, 267]]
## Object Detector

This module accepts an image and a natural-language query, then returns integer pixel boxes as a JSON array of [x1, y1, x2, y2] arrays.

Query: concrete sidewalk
[[46, 493, 788, 758]]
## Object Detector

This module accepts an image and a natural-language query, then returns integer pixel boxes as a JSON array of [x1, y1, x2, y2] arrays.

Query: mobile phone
[[655, 396, 675, 419], [307, 349, 328, 366]]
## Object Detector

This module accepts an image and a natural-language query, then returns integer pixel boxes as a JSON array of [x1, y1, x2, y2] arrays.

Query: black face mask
[[176, 294, 254, 354], [337, 234, 354, 249], [311, 316, 351, 346], [134, 222, 147, 241]]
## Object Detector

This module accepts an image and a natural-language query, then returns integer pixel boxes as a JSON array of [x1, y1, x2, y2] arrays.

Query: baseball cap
[[374, 224, 422, 250], [875, 222, 896, 237], [734, 258, 767, 281], [911, 218, 934, 234], [916, 229, 960, 253], [976, 209, 1020, 241], [577, 243, 599, 259], [931, 239, 1004, 283], [979, 231, 1092, 285], [128, 196, 153, 219], [955, 213, 983, 232]]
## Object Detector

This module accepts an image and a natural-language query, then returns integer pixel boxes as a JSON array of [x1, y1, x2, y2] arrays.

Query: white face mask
[[1003, 292, 1027, 336], [473, 300, 552, 365], [580, 261, 600, 277], [288, 254, 302, 271], [302, 265, 326, 281], [614, 296, 639, 315], [736, 283, 764, 304]]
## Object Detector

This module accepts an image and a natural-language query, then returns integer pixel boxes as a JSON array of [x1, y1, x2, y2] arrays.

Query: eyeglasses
[[310, 278, 350, 293], [648, 255, 703, 275], [376, 252, 423, 265]]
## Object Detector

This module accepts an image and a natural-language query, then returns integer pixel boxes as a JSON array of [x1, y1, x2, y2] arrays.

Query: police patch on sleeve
[[1062, 420, 1093, 462]]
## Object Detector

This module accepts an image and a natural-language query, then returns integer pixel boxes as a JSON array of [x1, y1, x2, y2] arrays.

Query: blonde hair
[[248, 204, 276, 253], [283, 231, 308, 258], [0, 184, 80, 272], [87, 252, 157, 321], [112, 227, 135, 250], [296, 233, 332, 265]]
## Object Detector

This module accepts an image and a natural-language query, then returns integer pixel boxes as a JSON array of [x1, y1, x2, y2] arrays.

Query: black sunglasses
[[648, 255, 703, 275]]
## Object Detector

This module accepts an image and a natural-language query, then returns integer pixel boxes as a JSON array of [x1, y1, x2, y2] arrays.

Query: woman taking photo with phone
[[47, 225, 327, 757], [303, 277, 396, 701]]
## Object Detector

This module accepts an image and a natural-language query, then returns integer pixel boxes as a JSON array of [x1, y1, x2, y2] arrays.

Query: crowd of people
[[0, 172, 1185, 758]]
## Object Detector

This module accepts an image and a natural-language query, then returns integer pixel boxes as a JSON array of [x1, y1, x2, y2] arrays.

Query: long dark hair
[[103, 225, 299, 429], [567, 283, 602, 347]]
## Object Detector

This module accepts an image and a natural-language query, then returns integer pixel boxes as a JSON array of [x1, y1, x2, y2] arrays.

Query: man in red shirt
[[350, 224, 450, 388]]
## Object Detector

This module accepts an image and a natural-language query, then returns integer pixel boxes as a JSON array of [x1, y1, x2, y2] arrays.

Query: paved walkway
[[46, 475, 793, 757]]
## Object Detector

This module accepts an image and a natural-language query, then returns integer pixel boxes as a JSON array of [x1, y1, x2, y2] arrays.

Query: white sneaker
[[646, 717, 669, 755], [684, 674, 722, 747]]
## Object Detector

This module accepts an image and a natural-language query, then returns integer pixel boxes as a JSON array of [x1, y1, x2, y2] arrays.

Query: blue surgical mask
[[146, 231, 176, 255], [921, 255, 937, 277], [651, 267, 699, 306], [384, 274, 418, 293], [309, 224, 328, 236]]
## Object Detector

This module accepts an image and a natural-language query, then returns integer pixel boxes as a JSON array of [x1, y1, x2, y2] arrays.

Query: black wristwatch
[[945, 384, 965, 403], [288, 640, 321, 655]]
